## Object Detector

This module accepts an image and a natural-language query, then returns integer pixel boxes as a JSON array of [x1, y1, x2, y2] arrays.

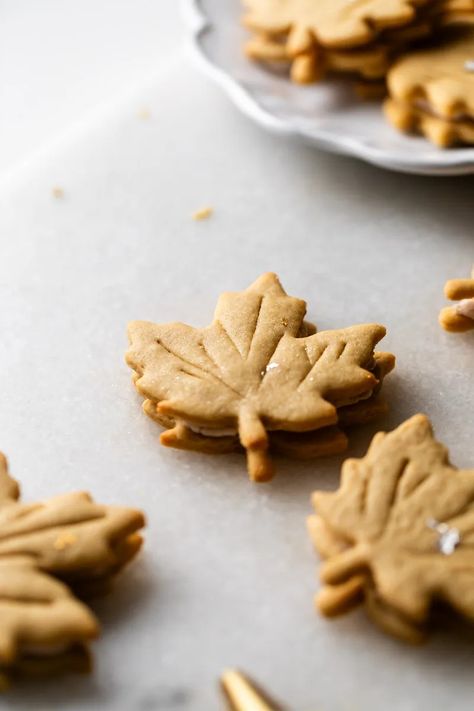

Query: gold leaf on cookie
[[127, 273, 391, 482], [309, 415, 474, 641], [0, 453, 145, 685]]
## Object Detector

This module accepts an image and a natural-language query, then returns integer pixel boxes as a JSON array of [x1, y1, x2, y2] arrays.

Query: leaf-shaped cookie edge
[[312, 414, 474, 627], [127, 273, 391, 481], [243, 0, 430, 49], [0, 556, 98, 673], [0, 454, 145, 683]]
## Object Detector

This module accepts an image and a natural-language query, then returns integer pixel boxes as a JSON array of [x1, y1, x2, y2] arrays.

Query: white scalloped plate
[[182, 0, 474, 175]]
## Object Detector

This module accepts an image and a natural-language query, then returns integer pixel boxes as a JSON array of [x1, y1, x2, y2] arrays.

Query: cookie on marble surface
[[439, 266, 474, 331], [385, 27, 474, 145], [126, 273, 395, 483], [0, 452, 145, 686], [309, 415, 474, 642], [140, 350, 394, 462]]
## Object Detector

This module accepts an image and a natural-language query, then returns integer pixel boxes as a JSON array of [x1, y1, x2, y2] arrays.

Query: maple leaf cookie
[[126, 273, 395, 482], [439, 266, 474, 331], [243, 0, 432, 50], [385, 27, 474, 146], [242, 0, 441, 83], [0, 453, 145, 686], [309, 415, 474, 642]]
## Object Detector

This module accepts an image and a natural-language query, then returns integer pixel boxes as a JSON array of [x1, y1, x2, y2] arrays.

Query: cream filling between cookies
[[332, 388, 374, 408], [413, 98, 473, 124], [456, 298, 474, 321], [185, 388, 374, 438], [188, 424, 238, 438]]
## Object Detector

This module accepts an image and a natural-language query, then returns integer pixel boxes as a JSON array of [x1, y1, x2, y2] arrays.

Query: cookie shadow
[[88, 554, 154, 629], [1, 558, 155, 709]]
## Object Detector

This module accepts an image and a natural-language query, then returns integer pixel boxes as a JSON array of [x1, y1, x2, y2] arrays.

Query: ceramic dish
[[182, 0, 474, 176]]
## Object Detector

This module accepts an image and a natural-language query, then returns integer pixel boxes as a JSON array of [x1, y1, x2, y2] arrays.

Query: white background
[[1, 2, 473, 710], [0, 1, 181, 178]]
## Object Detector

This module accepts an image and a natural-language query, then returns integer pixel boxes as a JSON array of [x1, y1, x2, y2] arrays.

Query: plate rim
[[180, 0, 474, 176]]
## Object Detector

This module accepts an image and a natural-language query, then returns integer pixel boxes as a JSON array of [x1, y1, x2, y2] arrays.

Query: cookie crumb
[[192, 207, 213, 221], [54, 532, 78, 550], [52, 187, 64, 199], [138, 108, 151, 120]]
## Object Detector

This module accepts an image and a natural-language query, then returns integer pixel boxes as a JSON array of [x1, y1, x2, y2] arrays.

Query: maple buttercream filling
[[413, 98, 473, 123], [332, 388, 374, 408], [184, 389, 375, 438], [187, 424, 238, 438], [456, 298, 474, 320]]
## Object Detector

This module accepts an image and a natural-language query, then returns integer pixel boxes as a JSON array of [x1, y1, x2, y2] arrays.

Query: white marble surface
[[1, 3, 474, 711], [0, 0, 181, 177]]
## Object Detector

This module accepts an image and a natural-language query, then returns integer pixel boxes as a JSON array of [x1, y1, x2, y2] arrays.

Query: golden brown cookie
[[0, 453, 145, 686], [309, 415, 474, 642], [245, 33, 393, 83], [242, 0, 445, 83], [436, 0, 474, 22], [242, 0, 432, 51], [140, 350, 394, 463], [385, 27, 474, 144], [127, 273, 395, 482], [439, 266, 474, 331], [384, 96, 474, 146]]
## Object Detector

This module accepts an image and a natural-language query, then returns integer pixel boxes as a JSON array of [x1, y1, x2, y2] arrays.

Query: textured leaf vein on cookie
[[127, 273, 387, 481], [0, 452, 145, 678], [312, 414, 474, 626]]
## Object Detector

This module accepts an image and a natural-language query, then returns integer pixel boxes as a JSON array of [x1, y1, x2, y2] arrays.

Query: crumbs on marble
[[138, 108, 152, 120], [192, 206, 213, 221], [52, 186, 64, 199]]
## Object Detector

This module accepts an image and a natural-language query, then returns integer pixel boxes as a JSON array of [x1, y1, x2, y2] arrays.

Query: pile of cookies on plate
[[242, 0, 474, 147]]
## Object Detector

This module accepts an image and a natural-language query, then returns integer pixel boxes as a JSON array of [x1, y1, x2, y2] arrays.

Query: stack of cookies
[[0, 453, 145, 686], [385, 26, 474, 146], [308, 415, 474, 643], [242, 0, 474, 146], [439, 266, 474, 331], [126, 273, 395, 483]]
